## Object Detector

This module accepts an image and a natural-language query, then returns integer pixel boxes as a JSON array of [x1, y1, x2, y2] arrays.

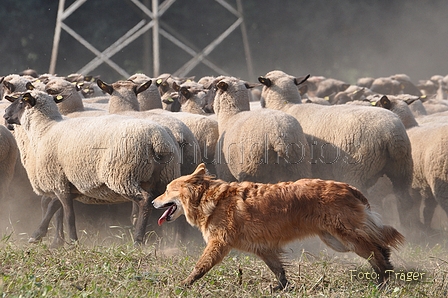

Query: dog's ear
[[191, 163, 206, 177]]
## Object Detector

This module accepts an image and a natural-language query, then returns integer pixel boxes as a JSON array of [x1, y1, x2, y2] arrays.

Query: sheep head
[[213, 77, 251, 116], [4, 92, 36, 126], [98, 79, 152, 96], [258, 70, 308, 108], [4, 91, 63, 127], [374, 95, 392, 110]]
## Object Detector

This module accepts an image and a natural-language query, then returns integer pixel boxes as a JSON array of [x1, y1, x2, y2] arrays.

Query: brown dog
[[153, 163, 404, 289]]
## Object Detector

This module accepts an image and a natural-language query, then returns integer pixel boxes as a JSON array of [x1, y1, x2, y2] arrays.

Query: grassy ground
[[1, 227, 447, 298]]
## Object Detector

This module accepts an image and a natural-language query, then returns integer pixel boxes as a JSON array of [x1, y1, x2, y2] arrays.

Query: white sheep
[[135, 79, 219, 174], [397, 95, 427, 117], [176, 81, 210, 115], [45, 77, 87, 115], [129, 76, 219, 172], [374, 95, 448, 229], [3, 90, 181, 245], [44, 77, 109, 117], [64, 73, 106, 98], [406, 123, 448, 228], [128, 73, 163, 111], [0, 124, 19, 202], [258, 70, 416, 228], [213, 76, 311, 183], [371, 95, 419, 129], [156, 73, 190, 112], [421, 97, 448, 114], [2, 74, 33, 95], [97, 79, 201, 176]]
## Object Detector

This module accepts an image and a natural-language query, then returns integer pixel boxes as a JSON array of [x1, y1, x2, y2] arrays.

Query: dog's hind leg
[[318, 232, 350, 252], [323, 227, 395, 286], [349, 239, 394, 285], [255, 248, 289, 291], [182, 239, 232, 286]]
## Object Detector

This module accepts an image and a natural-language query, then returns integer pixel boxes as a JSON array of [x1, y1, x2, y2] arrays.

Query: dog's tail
[[380, 224, 405, 249], [347, 184, 371, 208], [348, 184, 405, 249], [365, 207, 405, 250]]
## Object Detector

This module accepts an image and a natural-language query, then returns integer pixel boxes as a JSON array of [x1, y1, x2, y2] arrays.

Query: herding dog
[[153, 163, 404, 290]]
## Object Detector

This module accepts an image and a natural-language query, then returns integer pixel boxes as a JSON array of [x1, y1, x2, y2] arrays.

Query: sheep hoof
[[28, 237, 40, 244]]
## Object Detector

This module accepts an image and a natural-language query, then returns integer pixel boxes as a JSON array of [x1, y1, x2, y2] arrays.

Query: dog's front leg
[[182, 239, 232, 286]]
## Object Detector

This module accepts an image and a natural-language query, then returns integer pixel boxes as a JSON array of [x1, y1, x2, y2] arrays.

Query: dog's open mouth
[[157, 203, 177, 226]]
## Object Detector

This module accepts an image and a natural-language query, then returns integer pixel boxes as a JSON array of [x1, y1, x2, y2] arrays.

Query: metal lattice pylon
[[49, 0, 254, 79]]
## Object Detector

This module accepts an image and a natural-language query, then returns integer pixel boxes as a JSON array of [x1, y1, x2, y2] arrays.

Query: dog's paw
[[180, 279, 193, 288], [272, 282, 294, 292]]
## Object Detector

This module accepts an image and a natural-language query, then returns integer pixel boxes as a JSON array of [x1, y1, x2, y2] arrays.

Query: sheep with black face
[[3, 90, 181, 246]]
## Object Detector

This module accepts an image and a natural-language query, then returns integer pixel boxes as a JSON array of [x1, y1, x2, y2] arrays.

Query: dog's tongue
[[158, 205, 175, 226]]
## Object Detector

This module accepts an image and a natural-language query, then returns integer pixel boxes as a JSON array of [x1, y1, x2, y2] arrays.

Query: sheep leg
[[51, 207, 65, 248], [422, 192, 437, 228], [438, 199, 448, 224], [29, 197, 62, 243], [132, 190, 153, 245], [395, 187, 422, 229], [57, 192, 78, 243], [40, 196, 66, 246], [431, 181, 448, 230], [131, 202, 138, 226], [40, 196, 52, 218]]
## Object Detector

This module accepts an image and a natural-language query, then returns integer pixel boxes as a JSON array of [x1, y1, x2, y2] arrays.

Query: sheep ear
[[0, 76, 4, 84], [244, 82, 261, 89], [375, 95, 391, 109], [180, 86, 191, 99], [26, 82, 35, 90], [258, 77, 272, 87], [404, 97, 418, 105], [341, 83, 350, 91], [172, 81, 180, 92], [217, 81, 228, 91], [53, 95, 64, 103], [4, 94, 19, 102], [3, 81, 15, 93], [162, 97, 174, 104], [352, 88, 365, 101], [22, 92, 36, 107], [136, 80, 152, 94], [97, 79, 113, 95], [294, 74, 310, 86]]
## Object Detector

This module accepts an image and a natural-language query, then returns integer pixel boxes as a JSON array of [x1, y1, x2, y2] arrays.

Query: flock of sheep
[[0, 68, 447, 247]]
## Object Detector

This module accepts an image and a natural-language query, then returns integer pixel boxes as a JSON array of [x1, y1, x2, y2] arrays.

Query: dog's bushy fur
[[153, 164, 405, 289]]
